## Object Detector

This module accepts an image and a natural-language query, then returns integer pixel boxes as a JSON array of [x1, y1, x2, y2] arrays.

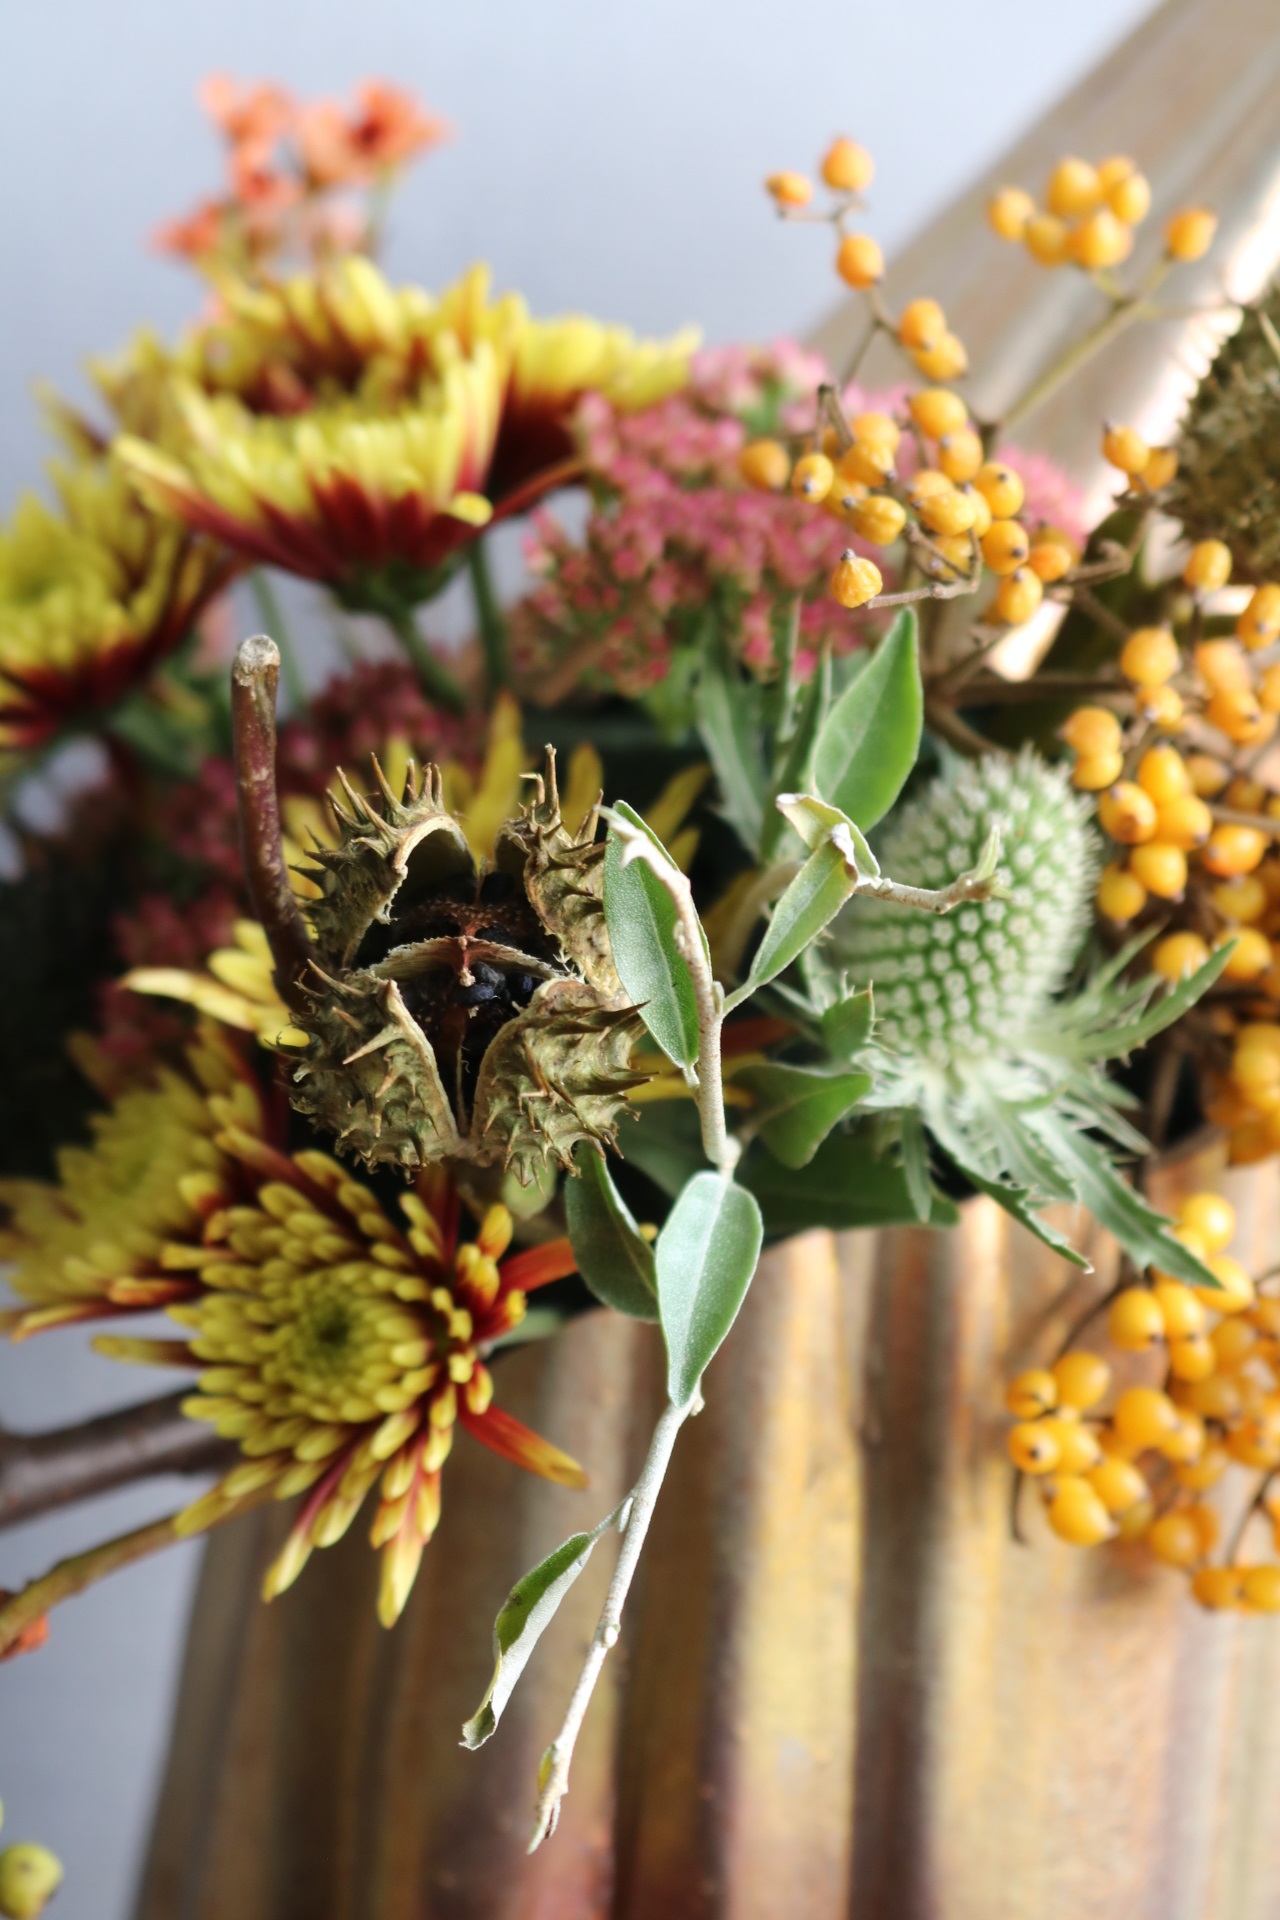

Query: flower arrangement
[[4, 70, 1280, 1891]]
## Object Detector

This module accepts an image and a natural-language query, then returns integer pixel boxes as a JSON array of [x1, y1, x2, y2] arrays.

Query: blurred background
[[0, 1, 1155, 1913]]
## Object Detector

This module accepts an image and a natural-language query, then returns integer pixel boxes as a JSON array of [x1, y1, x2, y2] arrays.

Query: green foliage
[[742, 1128, 959, 1236], [735, 1062, 871, 1168], [811, 609, 922, 829], [565, 1146, 660, 1320], [461, 1503, 625, 1749], [604, 803, 700, 1068], [694, 630, 766, 854], [656, 1173, 763, 1406]]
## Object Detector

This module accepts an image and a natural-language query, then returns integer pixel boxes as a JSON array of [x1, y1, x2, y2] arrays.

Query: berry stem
[[231, 635, 318, 1013], [995, 258, 1175, 437], [380, 598, 468, 715], [528, 1396, 691, 1851], [0, 1393, 230, 1534]]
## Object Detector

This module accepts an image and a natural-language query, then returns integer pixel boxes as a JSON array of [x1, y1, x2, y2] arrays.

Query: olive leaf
[[461, 1502, 626, 1749], [811, 607, 922, 829], [735, 1062, 872, 1168], [566, 1146, 659, 1320], [604, 802, 700, 1068], [657, 1173, 763, 1407]]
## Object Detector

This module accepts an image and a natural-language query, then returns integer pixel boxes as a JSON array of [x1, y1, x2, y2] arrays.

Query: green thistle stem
[[467, 539, 509, 695]]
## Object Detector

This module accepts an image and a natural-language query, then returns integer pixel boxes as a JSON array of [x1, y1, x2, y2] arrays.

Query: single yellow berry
[[1096, 863, 1146, 922], [1047, 155, 1102, 218], [926, 533, 979, 580], [1168, 1333, 1217, 1382], [829, 551, 883, 609], [0, 1845, 64, 1920], [1128, 841, 1187, 899], [1257, 664, 1280, 714], [980, 519, 1031, 575], [1073, 750, 1125, 793], [912, 333, 968, 381], [1040, 1417, 1103, 1474], [1218, 927, 1273, 981], [1166, 206, 1218, 261], [836, 233, 885, 289], [821, 137, 874, 194], [1241, 1565, 1280, 1611], [1177, 1191, 1236, 1252], [1197, 1251, 1258, 1313], [1202, 825, 1268, 877], [766, 171, 814, 207], [1052, 1349, 1111, 1411], [973, 462, 1026, 518], [1210, 874, 1267, 922], [1046, 1476, 1113, 1545], [917, 488, 978, 538], [1140, 445, 1179, 491], [937, 427, 984, 484], [1107, 169, 1152, 225], [1195, 637, 1250, 692], [1119, 625, 1179, 685], [897, 298, 946, 351], [1206, 686, 1270, 745], [1192, 1565, 1242, 1610], [987, 185, 1035, 241], [1007, 1420, 1061, 1474], [850, 411, 901, 456], [1152, 794, 1212, 852], [1107, 1287, 1165, 1351], [849, 494, 908, 546], [1005, 1368, 1058, 1419], [1184, 538, 1233, 592], [908, 387, 968, 439], [1160, 1411, 1208, 1462], [1088, 1456, 1148, 1514], [964, 488, 993, 538], [1069, 207, 1134, 270], [1210, 1317, 1257, 1372], [837, 442, 894, 487], [1097, 781, 1158, 845], [1135, 743, 1190, 802], [1024, 212, 1071, 266], [1028, 535, 1075, 582], [1062, 706, 1123, 756], [1153, 1281, 1206, 1338], [994, 568, 1044, 625], [1186, 752, 1230, 797], [1136, 683, 1185, 730], [1152, 931, 1210, 981], [1096, 153, 1138, 194], [1102, 423, 1150, 476], [738, 439, 791, 491], [1147, 1510, 1203, 1567], [791, 451, 835, 503], [1238, 583, 1280, 649]]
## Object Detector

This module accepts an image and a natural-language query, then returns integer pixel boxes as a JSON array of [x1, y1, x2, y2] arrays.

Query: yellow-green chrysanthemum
[[1, 1032, 584, 1625], [0, 453, 233, 755]]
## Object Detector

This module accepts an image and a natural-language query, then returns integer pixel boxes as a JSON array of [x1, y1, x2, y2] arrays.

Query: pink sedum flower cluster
[[513, 343, 1086, 706]]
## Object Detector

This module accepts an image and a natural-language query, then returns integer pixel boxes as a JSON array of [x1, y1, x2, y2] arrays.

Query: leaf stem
[[467, 539, 509, 695], [528, 1397, 691, 1850]]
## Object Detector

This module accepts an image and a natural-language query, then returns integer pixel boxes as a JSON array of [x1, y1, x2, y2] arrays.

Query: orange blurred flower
[[297, 81, 450, 188]]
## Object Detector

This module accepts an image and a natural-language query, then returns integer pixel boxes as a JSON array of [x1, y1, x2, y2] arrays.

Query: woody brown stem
[[0, 1394, 233, 1532], [232, 635, 317, 1012]]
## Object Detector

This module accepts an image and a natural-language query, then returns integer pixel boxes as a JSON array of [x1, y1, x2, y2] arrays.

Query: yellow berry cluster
[[740, 383, 1078, 619], [987, 154, 1216, 271], [1006, 1191, 1280, 1610]]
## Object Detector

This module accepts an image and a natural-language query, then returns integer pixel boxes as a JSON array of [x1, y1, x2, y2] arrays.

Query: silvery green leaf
[[736, 1062, 872, 1168], [566, 1146, 659, 1320], [657, 1173, 763, 1406], [811, 608, 922, 828], [604, 802, 700, 1069]]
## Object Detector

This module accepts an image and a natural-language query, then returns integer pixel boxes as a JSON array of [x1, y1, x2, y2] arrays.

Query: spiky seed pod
[[287, 754, 648, 1182], [1167, 287, 1280, 581], [836, 749, 1099, 1066]]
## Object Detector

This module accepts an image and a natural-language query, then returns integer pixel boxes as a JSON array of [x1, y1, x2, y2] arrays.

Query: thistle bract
[[288, 756, 648, 1182], [1167, 285, 1280, 582], [837, 748, 1098, 1068]]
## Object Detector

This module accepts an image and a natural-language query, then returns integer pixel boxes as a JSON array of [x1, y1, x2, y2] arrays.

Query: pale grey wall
[[0, 1, 1155, 1914]]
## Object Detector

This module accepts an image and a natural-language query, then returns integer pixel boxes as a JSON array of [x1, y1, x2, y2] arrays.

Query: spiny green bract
[[836, 748, 1099, 1065], [1167, 285, 1280, 582]]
